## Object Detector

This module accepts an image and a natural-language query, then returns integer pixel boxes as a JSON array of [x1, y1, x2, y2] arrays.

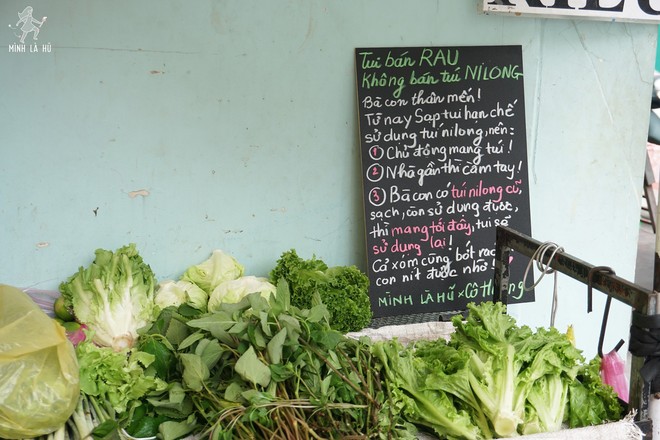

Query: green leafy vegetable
[[60, 243, 157, 351], [269, 249, 372, 333], [181, 249, 244, 294], [448, 302, 584, 437], [57, 240, 624, 440], [415, 339, 494, 438], [207, 275, 276, 311], [123, 404, 169, 438], [567, 356, 624, 428], [373, 338, 483, 440], [269, 249, 328, 310], [520, 327, 583, 434], [155, 280, 209, 313], [374, 301, 620, 439], [158, 416, 198, 440], [142, 281, 410, 439], [234, 346, 272, 387], [140, 336, 177, 381], [524, 374, 568, 434], [76, 338, 168, 414]]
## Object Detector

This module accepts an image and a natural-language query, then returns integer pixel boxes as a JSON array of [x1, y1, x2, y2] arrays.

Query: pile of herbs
[[132, 281, 413, 440]]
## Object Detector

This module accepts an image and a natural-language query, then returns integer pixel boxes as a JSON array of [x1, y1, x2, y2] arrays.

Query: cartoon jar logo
[[11, 6, 46, 44]]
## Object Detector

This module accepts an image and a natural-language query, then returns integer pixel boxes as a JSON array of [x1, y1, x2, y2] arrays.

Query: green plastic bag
[[0, 284, 80, 438]]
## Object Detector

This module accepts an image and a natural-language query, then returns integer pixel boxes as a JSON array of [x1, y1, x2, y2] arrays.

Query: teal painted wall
[[1, 1, 656, 359]]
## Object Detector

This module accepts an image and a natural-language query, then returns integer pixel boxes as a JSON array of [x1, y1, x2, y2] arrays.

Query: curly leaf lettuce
[[567, 356, 623, 428], [60, 243, 157, 351], [372, 338, 482, 440], [76, 338, 167, 414], [449, 302, 585, 437], [449, 302, 531, 437], [410, 302, 597, 438], [269, 249, 372, 333], [415, 340, 493, 438]]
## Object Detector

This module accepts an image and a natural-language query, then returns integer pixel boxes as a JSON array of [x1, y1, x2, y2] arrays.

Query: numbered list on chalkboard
[[355, 46, 533, 318]]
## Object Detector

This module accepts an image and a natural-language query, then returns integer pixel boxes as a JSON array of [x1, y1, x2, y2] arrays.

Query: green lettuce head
[[59, 243, 156, 352], [155, 279, 209, 312], [208, 276, 276, 312], [181, 250, 244, 294]]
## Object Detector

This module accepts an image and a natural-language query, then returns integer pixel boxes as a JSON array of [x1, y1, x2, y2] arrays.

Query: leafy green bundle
[[135, 282, 412, 440], [269, 249, 372, 333], [373, 301, 623, 439], [568, 356, 625, 429]]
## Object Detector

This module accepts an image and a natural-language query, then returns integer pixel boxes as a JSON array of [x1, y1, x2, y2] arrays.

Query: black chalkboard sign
[[355, 45, 533, 318]]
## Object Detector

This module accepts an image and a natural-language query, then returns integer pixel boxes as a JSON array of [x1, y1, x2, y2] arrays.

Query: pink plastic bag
[[600, 349, 629, 403]]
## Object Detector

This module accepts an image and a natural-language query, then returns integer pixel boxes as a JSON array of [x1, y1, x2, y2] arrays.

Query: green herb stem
[[300, 339, 378, 407]]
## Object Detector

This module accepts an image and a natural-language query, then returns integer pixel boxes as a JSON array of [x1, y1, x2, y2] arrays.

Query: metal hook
[[587, 266, 613, 313], [587, 266, 624, 357]]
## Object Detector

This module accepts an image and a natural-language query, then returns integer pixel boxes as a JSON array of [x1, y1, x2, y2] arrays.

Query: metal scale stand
[[493, 225, 656, 437]]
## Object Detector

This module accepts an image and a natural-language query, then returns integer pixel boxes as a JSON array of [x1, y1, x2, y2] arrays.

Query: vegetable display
[[12, 245, 627, 440], [373, 301, 623, 439]]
